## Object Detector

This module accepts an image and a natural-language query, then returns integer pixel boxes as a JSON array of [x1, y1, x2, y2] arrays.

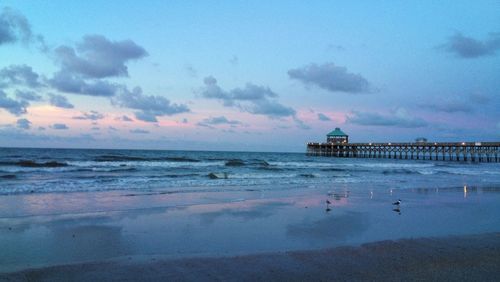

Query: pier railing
[[306, 142, 500, 162]]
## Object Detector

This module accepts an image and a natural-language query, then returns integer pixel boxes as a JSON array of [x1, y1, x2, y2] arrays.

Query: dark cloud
[[245, 99, 296, 118], [346, 109, 427, 128], [54, 35, 148, 79], [293, 116, 311, 130], [72, 110, 104, 120], [0, 7, 32, 45], [0, 64, 42, 88], [469, 93, 490, 105], [15, 90, 42, 101], [113, 87, 190, 123], [48, 71, 119, 96], [231, 84, 278, 102], [16, 118, 31, 129], [51, 123, 69, 130], [197, 116, 242, 127], [441, 32, 500, 58], [317, 113, 331, 121], [288, 63, 371, 93], [134, 111, 158, 122], [0, 89, 27, 115], [115, 115, 133, 122], [419, 100, 472, 113], [201, 76, 295, 118], [130, 128, 149, 134], [48, 93, 74, 109], [201, 76, 228, 100]]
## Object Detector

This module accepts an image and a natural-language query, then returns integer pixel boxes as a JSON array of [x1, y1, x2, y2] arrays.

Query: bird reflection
[[392, 207, 401, 215], [325, 199, 332, 212]]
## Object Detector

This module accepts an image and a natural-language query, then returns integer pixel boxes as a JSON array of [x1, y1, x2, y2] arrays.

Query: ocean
[[1, 147, 499, 195]]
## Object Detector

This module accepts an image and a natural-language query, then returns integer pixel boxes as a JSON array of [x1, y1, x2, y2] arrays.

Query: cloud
[[15, 90, 42, 101], [51, 123, 69, 130], [16, 118, 31, 129], [288, 63, 371, 93], [134, 111, 158, 122], [0, 89, 27, 115], [317, 113, 331, 121], [469, 93, 490, 105], [418, 100, 472, 113], [346, 109, 427, 128], [326, 44, 345, 51], [245, 99, 296, 118], [293, 116, 311, 130], [130, 128, 149, 134], [229, 55, 239, 66], [185, 64, 197, 77], [115, 115, 133, 122], [197, 116, 242, 127], [48, 71, 119, 96], [200, 76, 295, 118], [48, 93, 74, 109], [0, 7, 32, 45], [440, 32, 500, 58], [72, 110, 104, 120], [54, 35, 148, 79], [0, 64, 42, 88], [113, 87, 190, 123]]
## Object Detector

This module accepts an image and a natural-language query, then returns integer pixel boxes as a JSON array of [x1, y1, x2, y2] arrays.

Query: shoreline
[[1, 183, 500, 276], [2, 232, 500, 281]]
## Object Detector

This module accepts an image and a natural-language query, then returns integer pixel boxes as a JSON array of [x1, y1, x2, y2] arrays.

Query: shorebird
[[392, 199, 401, 206], [326, 199, 332, 204]]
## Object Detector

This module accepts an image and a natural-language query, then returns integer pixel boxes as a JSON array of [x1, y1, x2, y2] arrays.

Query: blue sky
[[0, 1, 499, 151]]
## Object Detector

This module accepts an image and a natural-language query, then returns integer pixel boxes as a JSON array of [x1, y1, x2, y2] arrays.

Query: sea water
[[1, 147, 499, 195]]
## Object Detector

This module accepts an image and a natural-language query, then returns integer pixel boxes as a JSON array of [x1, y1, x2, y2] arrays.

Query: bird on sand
[[392, 199, 401, 206]]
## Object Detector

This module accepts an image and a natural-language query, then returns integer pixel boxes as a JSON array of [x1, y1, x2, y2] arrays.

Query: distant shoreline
[[3, 233, 500, 281]]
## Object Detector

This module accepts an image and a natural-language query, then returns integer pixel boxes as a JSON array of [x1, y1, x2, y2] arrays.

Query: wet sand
[[2, 233, 500, 281], [1, 184, 500, 280]]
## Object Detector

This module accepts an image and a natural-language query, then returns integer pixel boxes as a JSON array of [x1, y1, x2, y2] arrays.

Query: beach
[[1, 180, 500, 280], [3, 233, 500, 281], [1, 149, 500, 280]]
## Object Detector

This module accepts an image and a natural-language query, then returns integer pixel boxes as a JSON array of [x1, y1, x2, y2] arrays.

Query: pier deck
[[306, 142, 500, 162]]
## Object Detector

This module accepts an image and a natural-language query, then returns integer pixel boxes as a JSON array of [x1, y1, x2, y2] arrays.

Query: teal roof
[[327, 127, 348, 136]]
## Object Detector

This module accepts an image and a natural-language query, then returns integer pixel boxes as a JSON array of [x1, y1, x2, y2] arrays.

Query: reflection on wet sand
[[392, 207, 401, 215], [287, 211, 368, 241], [1, 183, 500, 273], [196, 201, 291, 225]]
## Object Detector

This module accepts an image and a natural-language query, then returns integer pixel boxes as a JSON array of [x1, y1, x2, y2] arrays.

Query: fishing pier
[[307, 128, 500, 162]]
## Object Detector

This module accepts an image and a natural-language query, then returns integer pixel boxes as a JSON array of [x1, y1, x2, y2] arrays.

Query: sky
[[0, 1, 499, 152]]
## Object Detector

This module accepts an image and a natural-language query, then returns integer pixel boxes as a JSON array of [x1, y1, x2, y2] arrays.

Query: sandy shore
[[2, 232, 499, 281], [2, 185, 500, 280]]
